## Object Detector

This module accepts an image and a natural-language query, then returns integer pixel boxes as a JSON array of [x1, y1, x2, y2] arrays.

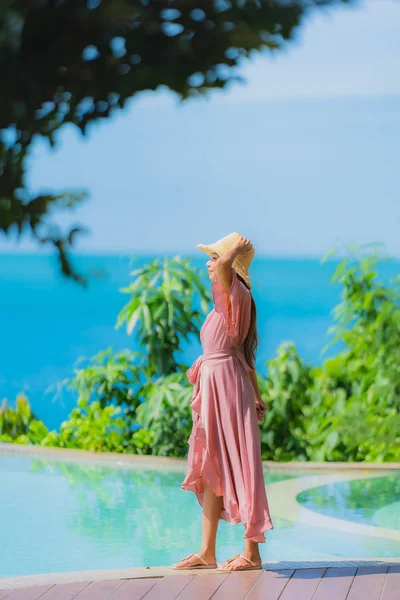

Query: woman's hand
[[216, 235, 253, 271], [255, 396, 267, 422], [232, 235, 253, 256]]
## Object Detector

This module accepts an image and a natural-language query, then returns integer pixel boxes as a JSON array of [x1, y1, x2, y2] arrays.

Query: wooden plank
[[40, 582, 90, 600], [108, 579, 158, 600], [313, 567, 357, 600], [5, 586, 53, 600], [74, 580, 125, 599], [139, 575, 195, 600], [171, 573, 229, 600], [347, 567, 388, 600], [380, 566, 400, 600], [211, 570, 264, 599], [279, 568, 326, 600], [246, 570, 295, 600]]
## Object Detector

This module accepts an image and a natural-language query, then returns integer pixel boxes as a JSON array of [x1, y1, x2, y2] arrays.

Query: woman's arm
[[214, 235, 253, 294], [215, 249, 239, 293]]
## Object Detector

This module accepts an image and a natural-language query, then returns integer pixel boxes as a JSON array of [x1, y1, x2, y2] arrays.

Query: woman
[[172, 232, 274, 572]]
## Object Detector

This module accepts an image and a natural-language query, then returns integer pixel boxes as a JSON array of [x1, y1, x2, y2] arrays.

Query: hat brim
[[196, 243, 219, 256]]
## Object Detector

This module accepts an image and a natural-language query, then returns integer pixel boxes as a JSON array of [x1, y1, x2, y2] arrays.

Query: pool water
[[1, 453, 399, 578], [297, 475, 400, 529]]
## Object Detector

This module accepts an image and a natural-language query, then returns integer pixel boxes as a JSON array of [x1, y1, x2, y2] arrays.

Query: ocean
[[1, 252, 398, 429]]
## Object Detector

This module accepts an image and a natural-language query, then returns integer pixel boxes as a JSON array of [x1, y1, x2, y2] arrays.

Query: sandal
[[172, 552, 217, 570], [217, 553, 262, 572]]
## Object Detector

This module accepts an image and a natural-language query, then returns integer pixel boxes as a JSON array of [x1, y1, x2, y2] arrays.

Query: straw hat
[[197, 232, 255, 289]]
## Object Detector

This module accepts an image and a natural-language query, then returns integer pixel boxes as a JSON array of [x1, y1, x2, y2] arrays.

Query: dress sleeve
[[212, 266, 251, 340]]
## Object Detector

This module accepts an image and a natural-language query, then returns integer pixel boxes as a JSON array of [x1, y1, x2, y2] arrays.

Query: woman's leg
[[201, 480, 224, 560], [243, 539, 262, 563], [218, 534, 263, 570], [173, 479, 223, 567]]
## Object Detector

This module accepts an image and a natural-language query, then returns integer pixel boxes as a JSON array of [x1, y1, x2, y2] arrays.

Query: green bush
[[258, 248, 400, 462], [116, 256, 211, 377], [258, 341, 313, 461], [0, 395, 49, 445], [135, 372, 193, 457], [2, 248, 399, 462], [51, 399, 147, 454], [54, 347, 143, 415], [0, 395, 155, 455]]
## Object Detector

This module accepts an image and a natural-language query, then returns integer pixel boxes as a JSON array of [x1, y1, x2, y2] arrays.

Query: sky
[[2, 0, 400, 258]]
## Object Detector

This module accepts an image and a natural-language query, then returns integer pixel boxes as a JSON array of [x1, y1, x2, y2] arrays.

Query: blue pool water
[[2, 252, 399, 429], [1, 452, 399, 578], [297, 475, 400, 529]]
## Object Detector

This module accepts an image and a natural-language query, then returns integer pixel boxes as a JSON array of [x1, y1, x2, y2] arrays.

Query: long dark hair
[[236, 273, 258, 372]]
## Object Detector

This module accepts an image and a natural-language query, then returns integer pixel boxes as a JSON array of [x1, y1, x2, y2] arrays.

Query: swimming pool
[[1, 449, 399, 578]]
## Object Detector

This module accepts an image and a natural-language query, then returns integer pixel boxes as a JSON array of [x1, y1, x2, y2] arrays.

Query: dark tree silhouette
[[0, 0, 350, 283]]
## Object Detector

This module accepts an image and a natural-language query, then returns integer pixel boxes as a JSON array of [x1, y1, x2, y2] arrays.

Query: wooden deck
[[1, 566, 399, 600]]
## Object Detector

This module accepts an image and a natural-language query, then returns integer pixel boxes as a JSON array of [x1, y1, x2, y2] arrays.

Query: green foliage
[[258, 342, 313, 461], [314, 247, 400, 461], [51, 399, 151, 454], [3, 246, 399, 463], [0, 394, 49, 445], [135, 372, 193, 457], [259, 246, 400, 463], [116, 256, 211, 376], [0, 394, 32, 438], [1, 257, 208, 455], [0, 0, 350, 280], [54, 347, 143, 415], [0, 395, 155, 455], [131, 428, 155, 456]]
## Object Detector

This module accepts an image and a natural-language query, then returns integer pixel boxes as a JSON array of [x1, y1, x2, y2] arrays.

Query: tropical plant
[[135, 372, 193, 456], [259, 246, 400, 463], [258, 341, 313, 461], [53, 347, 144, 415], [3, 256, 209, 455], [0, 394, 155, 454], [51, 398, 153, 454], [0, 394, 49, 445], [116, 256, 210, 376], [312, 246, 400, 461]]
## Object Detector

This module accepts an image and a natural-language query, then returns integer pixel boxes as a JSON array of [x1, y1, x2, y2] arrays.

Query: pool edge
[[1, 443, 399, 470]]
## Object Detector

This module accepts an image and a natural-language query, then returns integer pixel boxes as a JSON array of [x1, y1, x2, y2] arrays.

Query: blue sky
[[3, 0, 400, 258]]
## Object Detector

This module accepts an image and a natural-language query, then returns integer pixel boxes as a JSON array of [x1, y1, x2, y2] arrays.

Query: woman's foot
[[172, 550, 217, 569], [217, 551, 262, 571]]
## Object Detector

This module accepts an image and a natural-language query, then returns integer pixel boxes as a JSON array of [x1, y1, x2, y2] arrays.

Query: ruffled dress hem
[[181, 474, 274, 543], [181, 382, 274, 543]]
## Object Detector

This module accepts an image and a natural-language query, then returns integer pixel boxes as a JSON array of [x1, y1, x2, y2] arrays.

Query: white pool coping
[[1, 442, 400, 470]]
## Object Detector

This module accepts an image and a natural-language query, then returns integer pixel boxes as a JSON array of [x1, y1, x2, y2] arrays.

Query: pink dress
[[181, 266, 274, 543]]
